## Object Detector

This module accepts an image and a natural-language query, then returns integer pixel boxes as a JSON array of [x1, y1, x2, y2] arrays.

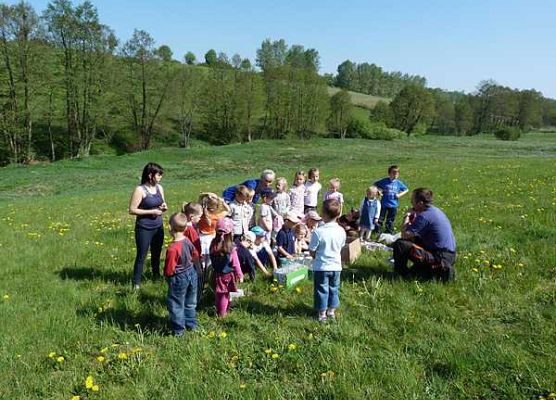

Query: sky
[[7, 0, 556, 98]]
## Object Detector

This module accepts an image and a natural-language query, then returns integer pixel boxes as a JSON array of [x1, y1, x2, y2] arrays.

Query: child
[[258, 188, 277, 242], [198, 194, 230, 269], [249, 226, 277, 275], [359, 186, 382, 241], [210, 218, 244, 317], [374, 165, 408, 234], [294, 223, 309, 255], [273, 177, 291, 216], [228, 185, 253, 241], [236, 231, 257, 280], [289, 171, 306, 218], [181, 202, 205, 304], [164, 213, 199, 336], [275, 212, 299, 261], [309, 199, 346, 323], [304, 168, 321, 214], [323, 178, 344, 215], [246, 187, 257, 228]]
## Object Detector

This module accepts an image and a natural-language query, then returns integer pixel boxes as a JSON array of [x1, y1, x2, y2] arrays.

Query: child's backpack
[[272, 214, 284, 233]]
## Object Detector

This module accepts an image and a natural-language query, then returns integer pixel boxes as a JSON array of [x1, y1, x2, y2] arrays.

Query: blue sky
[[8, 0, 556, 98]]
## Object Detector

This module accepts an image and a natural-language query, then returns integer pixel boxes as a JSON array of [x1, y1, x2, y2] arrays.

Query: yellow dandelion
[[288, 343, 297, 351], [71, 396, 81, 400], [471, 268, 478, 273], [207, 331, 216, 338], [48, 352, 56, 358], [96, 356, 105, 363], [264, 349, 273, 354], [239, 383, 247, 389], [270, 287, 278, 293], [295, 287, 302, 294], [117, 352, 128, 360], [271, 353, 280, 359], [131, 347, 142, 353], [518, 263, 524, 267], [100, 347, 108, 353], [219, 332, 227, 338], [56, 356, 65, 363], [92, 385, 99, 392], [510, 248, 516, 253], [3, 294, 9, 300], [85, 376, 94, 389]]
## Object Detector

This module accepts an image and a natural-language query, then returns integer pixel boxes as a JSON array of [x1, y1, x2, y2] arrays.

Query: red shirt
[[164, 238, 199, 277], [184, 225, 202, 255]]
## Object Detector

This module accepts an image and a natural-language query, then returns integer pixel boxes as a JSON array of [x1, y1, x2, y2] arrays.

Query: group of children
[[161, 165, 409, 335]]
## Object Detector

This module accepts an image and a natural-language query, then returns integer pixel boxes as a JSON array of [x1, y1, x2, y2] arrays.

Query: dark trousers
[[392, 239, 456, 282], [132, 225, 164, 285], [377, 206, 398, 234]]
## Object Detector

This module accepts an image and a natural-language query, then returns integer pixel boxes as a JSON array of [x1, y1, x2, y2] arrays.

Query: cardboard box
[[274, 263, 309, 288], [341, 237, 361, 264]]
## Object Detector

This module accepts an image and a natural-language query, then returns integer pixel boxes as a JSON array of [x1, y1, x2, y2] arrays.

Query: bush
[[494, 127, 521, 141], [346, 119, 404, 141]]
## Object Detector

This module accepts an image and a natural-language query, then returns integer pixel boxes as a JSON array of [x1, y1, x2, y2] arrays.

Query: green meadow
[[0, 134, 555, 399]]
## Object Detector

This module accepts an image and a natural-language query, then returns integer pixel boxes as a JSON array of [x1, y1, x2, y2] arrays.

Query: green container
[[274, 264, 309, 288]]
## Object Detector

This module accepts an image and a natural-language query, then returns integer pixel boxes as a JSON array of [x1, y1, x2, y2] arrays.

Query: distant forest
[[1, 0, 555, 165]]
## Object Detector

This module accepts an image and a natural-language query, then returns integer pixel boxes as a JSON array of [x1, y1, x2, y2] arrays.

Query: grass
[[328, 86, 390, 109], [0, 133, 555, 399]]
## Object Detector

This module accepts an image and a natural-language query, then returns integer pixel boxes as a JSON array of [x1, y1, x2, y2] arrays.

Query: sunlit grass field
[[0, 134, 555, 399]]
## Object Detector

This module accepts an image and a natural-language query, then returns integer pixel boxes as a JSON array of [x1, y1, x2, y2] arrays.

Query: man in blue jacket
[[392, 188, 456, 282], [222, 169, 275, 204]]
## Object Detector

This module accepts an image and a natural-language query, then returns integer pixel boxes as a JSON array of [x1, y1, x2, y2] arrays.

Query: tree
[[231, 53, 242, 69], [239, 58, 251, 71], [335, 60, 355, 89], [184, 51, 195, 65], [390, 85, 434, 135], [454, 97, 473, 135], [43, 0, 116, 157], [329, 90, 352, 139], [155, 44, 172, 62], [173, 65, 204, 148], [256, 38, 286, 71], [370, 101, 393, 126], [517, 89, 542, 130], [204, 48, 216, 66], [121, 29, 171, 150]]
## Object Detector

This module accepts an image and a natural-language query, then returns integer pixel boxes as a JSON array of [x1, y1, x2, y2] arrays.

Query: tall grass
[[0, 134, 555, 399]]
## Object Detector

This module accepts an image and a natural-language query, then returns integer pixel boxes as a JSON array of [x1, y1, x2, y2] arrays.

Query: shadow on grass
[[58, 265, 131, 285], [78, 302, 168, 335], [342, 264, 399, 283], [241, 299, 314, 318]]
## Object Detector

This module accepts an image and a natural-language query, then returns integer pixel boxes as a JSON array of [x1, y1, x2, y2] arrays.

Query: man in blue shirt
[[392, 188, 456, 282], [222, 169, 275, 204], [374, 165, 408, 234]]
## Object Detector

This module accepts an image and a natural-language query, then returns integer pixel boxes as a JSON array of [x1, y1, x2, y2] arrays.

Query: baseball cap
[[284, 212, 300, 223], [250, 226, 266, 237], [305, 210, 322, 221], [216, 217, 234, 234]]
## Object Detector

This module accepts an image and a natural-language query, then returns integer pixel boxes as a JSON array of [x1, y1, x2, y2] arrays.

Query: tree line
[[1, 0, 555, 165]]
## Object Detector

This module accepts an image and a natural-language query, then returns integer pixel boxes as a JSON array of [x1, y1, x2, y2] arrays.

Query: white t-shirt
[[304, 181, 322, 207], [250, 241, 272, 258]]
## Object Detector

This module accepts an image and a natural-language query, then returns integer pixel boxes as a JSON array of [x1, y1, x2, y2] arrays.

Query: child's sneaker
[[326, 311, 336, 320], [316, 315, 327, 323]]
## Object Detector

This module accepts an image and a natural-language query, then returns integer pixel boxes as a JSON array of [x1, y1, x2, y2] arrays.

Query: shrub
[[494, 127, 521, 141], [346, 119, 404, 141]]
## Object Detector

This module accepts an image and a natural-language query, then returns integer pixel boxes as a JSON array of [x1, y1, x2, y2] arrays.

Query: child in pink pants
[[209, 218, 244, 317]]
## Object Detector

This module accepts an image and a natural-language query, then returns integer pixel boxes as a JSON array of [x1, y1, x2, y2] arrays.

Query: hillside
[[328, 86, 391, 109]]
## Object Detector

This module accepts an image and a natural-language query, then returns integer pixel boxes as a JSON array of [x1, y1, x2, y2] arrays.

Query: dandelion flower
[[117, 352, 128, 360], [71, 396, 81, 400], [207, 331, 216, 338], [56, 356, 65, 363], [288, 343, 297, 351], [96, 356, 105, 363], [85, 376, 94, 389], [92, 385, 99, 392], [100, 347, 108, 353], [472, 268, 478, 273], [3, 294, 9, 300], [219, 332, 227, 338], [48, 352, 56, 358], [271, 353, 280, 359], [264, 349, 272, 354], [295, 287, 302, 294], [239, 383, 247, 389]]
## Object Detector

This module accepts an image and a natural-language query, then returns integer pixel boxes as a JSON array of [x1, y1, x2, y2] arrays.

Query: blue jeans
[[167, 267, 198, 335], [313, 271, 341, 312], [377, 206, 398, 234]]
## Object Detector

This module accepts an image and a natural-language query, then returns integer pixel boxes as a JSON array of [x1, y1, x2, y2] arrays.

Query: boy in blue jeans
[[374, 165, 409, 234], [164, 213, 200, 336], [309, 199, 346, 322]]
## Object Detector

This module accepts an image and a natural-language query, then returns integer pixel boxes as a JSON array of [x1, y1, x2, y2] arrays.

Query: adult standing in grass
[[392, 188, 456, 282], [129, 162, 168, 289], [222, 169, 276, 204]]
